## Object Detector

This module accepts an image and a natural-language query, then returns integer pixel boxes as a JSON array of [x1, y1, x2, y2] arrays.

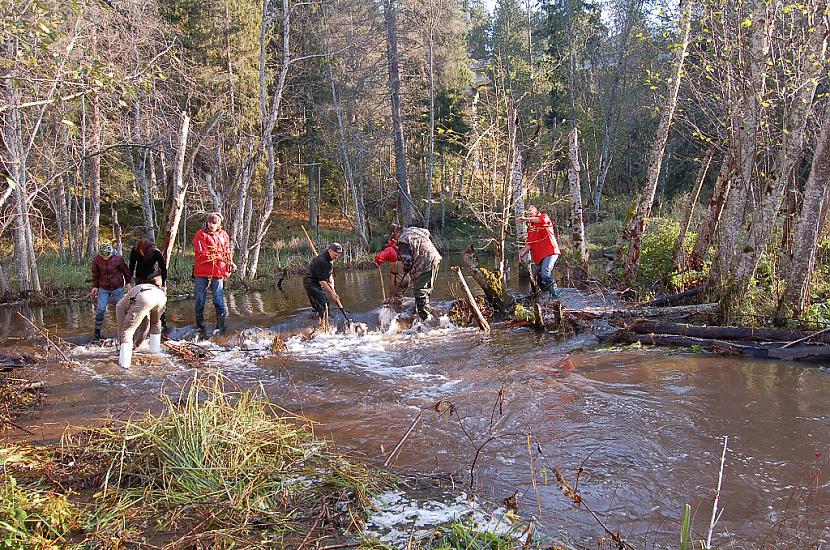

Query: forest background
[[2, 0, 829, 326]]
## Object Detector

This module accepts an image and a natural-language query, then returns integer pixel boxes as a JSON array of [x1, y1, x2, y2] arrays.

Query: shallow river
[[2, 265, 829, 548]]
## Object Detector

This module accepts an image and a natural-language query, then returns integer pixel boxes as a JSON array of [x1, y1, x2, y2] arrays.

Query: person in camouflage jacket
[[391, 227, 442, 321]]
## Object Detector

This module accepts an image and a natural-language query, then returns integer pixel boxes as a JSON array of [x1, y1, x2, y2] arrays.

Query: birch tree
[[617, 0, 694, 279]]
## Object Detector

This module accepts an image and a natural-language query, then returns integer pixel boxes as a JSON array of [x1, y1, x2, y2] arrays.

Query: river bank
[[2, 269, 828, 548]]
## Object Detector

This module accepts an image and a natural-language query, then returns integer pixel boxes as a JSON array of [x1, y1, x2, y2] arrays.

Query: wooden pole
[[377, 264, 387, 300], [300, 224, 318, 256], [452, 266, 490, 331]]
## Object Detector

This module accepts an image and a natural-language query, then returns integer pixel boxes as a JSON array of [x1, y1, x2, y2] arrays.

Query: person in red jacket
[[192, 212, 236, 338], [91, 243, 132, 341], [374, 224, 404, 288], [518, 205, 561, 297]]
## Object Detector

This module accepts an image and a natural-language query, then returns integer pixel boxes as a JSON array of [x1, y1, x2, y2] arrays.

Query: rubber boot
[[196, 315, 207, 340], [217, 314, 226, 335], [149, 333, 162, 354], [93, 328, 101, 342], [118, 343, 132, 369], [549, 283, 560, 299]]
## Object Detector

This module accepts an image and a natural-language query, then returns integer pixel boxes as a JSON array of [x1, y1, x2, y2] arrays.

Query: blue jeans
[[95, 287, 125, 330], [194, 277, 226, 321], [537, 254, 559, 288]]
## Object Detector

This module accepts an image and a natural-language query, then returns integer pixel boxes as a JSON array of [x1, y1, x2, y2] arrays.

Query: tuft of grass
[[2, 373, 389, 548], [426, 518, 526, 550]]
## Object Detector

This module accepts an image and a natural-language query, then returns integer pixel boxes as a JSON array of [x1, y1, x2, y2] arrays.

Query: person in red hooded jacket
[[518, 204, 561, 297], [374, 224, 404, 288], [192, 212, 236, 338]]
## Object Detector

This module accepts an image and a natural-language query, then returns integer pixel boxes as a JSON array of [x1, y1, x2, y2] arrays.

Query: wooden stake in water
[[377, 264, 387, 301], [705, 435, 728, 549]]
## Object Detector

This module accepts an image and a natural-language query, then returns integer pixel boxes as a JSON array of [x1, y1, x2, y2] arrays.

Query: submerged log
[[616, 333, 830, 363], [624, 320, 830, 345], [451, 267, 490, 331], [462, 245, 516, 315]]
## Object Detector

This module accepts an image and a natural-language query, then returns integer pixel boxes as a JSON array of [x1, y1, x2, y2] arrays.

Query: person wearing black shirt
[[303, 243, 343, 321], [129, 238, 169, 333], [129, 239, 168, 287]]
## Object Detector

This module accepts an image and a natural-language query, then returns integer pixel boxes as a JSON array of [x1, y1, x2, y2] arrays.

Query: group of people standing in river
[[91, 204, 560, 368]]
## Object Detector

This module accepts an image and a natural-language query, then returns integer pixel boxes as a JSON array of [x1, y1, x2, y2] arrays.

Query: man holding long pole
[[303, 242, 344, 323]]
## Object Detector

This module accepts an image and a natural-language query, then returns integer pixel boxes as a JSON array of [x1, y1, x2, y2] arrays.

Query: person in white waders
[[115, 281, 167, 368]]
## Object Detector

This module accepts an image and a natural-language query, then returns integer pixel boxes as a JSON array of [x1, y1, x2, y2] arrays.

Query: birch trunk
[[161, 112, 191, 262], [386, 0, 415, 225], [714, 0, 769, 275], [618, 0, 694, 278], [86, 92, 102, 256], [777, 101, 830, 318], [720, 17, 827, 322], [673, 147, 714, 271], [568, 127, 588, 265]]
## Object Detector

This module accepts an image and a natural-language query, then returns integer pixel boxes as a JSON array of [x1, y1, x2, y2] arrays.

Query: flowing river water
[[2, 264, 829, 548]]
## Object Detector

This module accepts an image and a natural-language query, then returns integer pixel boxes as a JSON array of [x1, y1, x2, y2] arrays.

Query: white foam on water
[[366, 490, 523, 546]]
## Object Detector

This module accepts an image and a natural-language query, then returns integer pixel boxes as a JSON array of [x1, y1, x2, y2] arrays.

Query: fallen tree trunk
[[613, 333, 830, 363], [637, 287, 702, 308], [622, 320, 830, 345], [559, 303, 719, 321]]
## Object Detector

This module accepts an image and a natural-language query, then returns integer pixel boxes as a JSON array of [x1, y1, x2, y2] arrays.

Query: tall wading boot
[[196, 315, 207, 340], [118, 343, 132, 369], [217, 314, 226, 335], [149, 333, 162, 354], [93, 328, 101, 342]]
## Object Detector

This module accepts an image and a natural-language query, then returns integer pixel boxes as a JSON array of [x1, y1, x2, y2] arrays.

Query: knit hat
[[98, 243, 114, 258], [206, 212, 223, 224]]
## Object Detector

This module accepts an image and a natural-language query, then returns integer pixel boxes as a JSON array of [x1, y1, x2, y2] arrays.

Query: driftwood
[[462, 245, 515, 315], [622, 320, 830, 345], [451, 267, 490, 331], [615, 333, 830, 363]]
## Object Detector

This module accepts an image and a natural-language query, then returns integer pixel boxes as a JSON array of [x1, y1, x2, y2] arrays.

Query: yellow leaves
[[740, 18, 752, 28]]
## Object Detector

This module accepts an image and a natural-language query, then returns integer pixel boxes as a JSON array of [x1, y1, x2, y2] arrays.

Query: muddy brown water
[[2, 264, 829, 548]]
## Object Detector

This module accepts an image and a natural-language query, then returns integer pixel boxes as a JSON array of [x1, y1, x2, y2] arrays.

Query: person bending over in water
[[390, 227, 442, 322], [115, 279, 167, 369]]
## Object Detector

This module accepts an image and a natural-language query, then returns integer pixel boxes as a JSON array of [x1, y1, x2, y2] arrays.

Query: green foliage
[[801, 302, 830, 328], [427, 519, 518, 550], [637, 218, 680, 285], [513, 303, 534, 322], [0, 475, 82, 550], [679, 503, 691, 550]]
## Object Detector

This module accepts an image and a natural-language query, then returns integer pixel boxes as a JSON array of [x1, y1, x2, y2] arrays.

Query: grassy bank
[[1, 374, 388, 548]]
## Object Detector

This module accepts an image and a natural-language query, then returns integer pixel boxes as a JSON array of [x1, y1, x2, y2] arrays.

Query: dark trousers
[[304, 283, 328, 319], [413, 269, 437, 320]]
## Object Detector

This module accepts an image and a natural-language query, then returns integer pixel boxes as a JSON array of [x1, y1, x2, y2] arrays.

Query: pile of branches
[[1, 351, 46, 431], [162, 341, 214, 367]]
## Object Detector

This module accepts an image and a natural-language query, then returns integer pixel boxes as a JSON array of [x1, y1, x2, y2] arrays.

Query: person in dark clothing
[[91, 243, 132, 341], [129, 238, 169, 334], [303, 243, 343, 321], [129, 239, 167, 287]]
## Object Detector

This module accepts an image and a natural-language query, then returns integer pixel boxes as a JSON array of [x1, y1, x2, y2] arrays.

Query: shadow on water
[[3, 260, 830, 548]]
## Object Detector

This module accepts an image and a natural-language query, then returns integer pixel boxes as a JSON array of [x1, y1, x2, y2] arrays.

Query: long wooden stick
[[377, 264, 387, 300], [16, 312, 75, 364], [452, 266, 490, 331], [780, 325, 830, 349], [300, 224, 318, 256]]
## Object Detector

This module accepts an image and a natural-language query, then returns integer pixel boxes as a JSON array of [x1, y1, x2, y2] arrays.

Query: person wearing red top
[[518, 205, 561, 297], [374, 225, 404, 288], [192, 212, 236, 338]]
